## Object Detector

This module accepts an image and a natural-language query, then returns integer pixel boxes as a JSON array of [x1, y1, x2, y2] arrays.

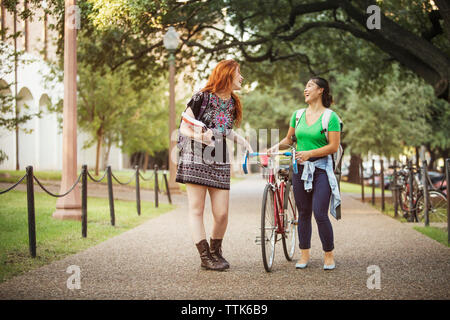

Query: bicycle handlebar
[[242, 150, 298, 175]]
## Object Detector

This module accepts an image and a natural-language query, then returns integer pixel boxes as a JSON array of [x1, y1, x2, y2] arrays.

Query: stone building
[[0, 1, 124, 171]]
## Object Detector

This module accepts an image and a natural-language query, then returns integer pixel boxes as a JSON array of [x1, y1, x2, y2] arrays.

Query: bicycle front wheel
[[261, 184, 277, 272], [415, 190, 448, 223], [282, 182, 297, 261]]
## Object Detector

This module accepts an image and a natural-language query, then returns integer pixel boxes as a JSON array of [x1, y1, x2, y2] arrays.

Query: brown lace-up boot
[[195, 239, 226, 271], [210, 238, 230, 269]]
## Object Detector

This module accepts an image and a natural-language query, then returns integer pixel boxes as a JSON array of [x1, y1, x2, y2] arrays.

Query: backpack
[[294, 108, 344, 175], [177, 91, 210, 150]]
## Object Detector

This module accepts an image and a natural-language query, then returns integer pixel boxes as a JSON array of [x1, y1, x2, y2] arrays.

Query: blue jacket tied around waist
[[299, 155, 341, 219]]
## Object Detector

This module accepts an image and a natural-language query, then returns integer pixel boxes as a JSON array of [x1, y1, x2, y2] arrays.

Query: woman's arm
[[267, 126, 296, 153], [179, 107, 214, 145], [226, 130, 253, 152], [296, 131, 340, 162]]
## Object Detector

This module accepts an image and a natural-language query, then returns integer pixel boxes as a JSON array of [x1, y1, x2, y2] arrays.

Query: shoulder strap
[[321, 109, 333, 142], [295, 108, 306, 129]]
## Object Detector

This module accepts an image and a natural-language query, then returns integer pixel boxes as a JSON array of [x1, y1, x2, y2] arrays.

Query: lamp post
[[164, 27, 180, 194], [53, 0, 81, 220]]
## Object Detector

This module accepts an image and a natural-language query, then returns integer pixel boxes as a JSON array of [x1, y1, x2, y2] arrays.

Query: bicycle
[[391, 163, 447, 223], [243, 146, 298, 272], [415, 167, 448, 223]]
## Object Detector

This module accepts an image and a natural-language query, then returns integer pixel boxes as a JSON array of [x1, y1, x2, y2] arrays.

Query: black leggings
[[292, 164, 334, 252]]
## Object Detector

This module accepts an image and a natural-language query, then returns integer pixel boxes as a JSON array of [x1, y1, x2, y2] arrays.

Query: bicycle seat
[[278, 164, 290, 178]]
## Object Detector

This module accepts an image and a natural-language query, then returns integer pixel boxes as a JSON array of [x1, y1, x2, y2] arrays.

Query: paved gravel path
[[0, 175, 449, 299]]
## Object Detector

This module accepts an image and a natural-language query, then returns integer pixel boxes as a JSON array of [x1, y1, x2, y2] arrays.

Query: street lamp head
[[163, 27, 180, 52]]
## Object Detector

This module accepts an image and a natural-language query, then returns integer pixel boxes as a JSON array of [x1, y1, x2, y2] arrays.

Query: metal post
[[393, 160, 398, 218], [135, 165, 141, 216], [106, 166, 115, 226], [381, 159, 385, 211], [168, 50, 180, 194], [446, 158, 449, 245], [154, 164, 159, 208], [81, 165, 87, 237], [408, 160, 415, 222], [163, 171, 172, 204], [26, 166, 36, 258], [422, 160, 429, 226], [372, 159, 375, 206], [360, 159, 365, 202]]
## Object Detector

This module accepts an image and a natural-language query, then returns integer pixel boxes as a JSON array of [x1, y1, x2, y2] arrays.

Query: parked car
[[428, 171, 447, 194], [364, 173, 391, 189]]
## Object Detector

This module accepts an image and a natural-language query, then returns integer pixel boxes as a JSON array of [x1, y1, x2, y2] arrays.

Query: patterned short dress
[[175, 91, 236, 190]]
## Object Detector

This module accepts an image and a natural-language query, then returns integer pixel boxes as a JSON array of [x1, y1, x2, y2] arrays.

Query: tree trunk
[[415, 147, 420, 168], [143, 152, 149, 173], [347, 153, 361, 183], [426, 144, 437, 171], [434, 0, 450, 37], [339, 0, 450, 101], [136, 151, 144, 169], [102, 139, 112, 171]]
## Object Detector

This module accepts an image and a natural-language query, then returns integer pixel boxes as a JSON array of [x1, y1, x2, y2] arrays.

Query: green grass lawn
[[340, 181, 385, 195], [0, 190, 174, 283], [413, 226, 449, 247], [366, 201, 449, 246], [349, 183, 449, 246]]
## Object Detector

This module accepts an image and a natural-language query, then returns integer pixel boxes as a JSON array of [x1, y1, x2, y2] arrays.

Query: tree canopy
[[2, 0, 448, 171], [37, 1, 448, 101]]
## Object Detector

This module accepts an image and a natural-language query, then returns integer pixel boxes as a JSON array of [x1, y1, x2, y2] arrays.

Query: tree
[[341, 77, 433, 158], [0, 1, 42, 166], [24, 1, 450, 101], [76, 64, 143, 175], [118, 77, 183, 171], [423, 97, 450, 170], [206, 0, 450, 102], [19, 1, 449, 175], [241, 83, 303, 138], [332, 66, 436, 181]]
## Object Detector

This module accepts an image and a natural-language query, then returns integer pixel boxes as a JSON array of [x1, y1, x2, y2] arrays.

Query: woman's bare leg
[[208, 187, 230, 239], [186, 183, 208, 244]]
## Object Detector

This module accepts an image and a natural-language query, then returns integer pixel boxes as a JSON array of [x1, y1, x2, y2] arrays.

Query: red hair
[[201, 59, 242, 127]]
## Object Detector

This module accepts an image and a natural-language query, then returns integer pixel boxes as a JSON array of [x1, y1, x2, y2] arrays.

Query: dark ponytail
[[310, 77, 333, 108]]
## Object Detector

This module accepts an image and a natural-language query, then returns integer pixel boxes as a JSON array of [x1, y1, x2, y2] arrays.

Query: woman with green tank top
[[267, 77, 341, 270]]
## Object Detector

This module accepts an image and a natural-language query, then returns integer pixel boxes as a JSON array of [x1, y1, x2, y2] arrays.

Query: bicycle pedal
[[255, 236, 262, 245]]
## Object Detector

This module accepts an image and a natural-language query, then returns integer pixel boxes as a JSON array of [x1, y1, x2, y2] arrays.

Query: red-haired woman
[[176, 60, 252, 271]]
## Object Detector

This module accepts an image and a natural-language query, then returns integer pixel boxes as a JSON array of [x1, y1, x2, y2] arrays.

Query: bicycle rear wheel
[[261, 184, 277, 272], [415, 190, 448, 223], [282, 182, 297, 261]]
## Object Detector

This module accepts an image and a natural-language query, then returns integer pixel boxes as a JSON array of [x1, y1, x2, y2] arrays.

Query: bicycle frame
[[266, 163, 286, 234], [244, 148, 297, 235]]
